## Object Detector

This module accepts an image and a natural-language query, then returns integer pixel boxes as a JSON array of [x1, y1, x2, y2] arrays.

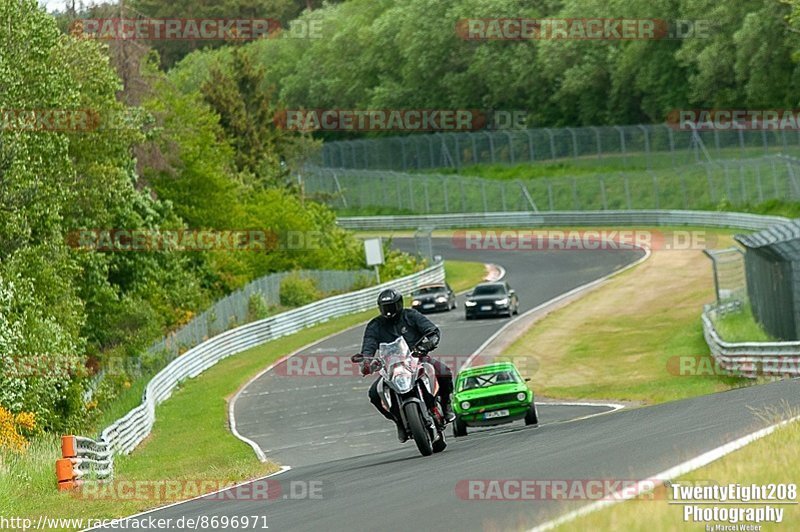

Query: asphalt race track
[[97, 239, 800, 531]]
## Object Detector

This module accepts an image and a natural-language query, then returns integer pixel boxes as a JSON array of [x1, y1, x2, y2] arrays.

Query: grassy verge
[[2, 260, 487, 527], [555, 413, 800, 531], [444, 260, 489, 292], [503, 234, 754, 404], [714, 305, 775, 343]]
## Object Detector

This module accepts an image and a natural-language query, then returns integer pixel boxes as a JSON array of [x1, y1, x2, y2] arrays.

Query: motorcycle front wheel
[[404, 402, 433, 456]]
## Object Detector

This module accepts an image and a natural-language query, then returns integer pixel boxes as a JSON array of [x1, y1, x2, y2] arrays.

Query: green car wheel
[[453, 417, 468, 437], [524, 402, 539, 426]]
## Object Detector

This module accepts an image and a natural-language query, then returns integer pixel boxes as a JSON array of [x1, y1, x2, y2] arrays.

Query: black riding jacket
[[359, 309, 440, 357]]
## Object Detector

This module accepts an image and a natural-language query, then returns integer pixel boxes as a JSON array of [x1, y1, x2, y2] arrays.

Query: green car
[[452, 362, 538, 437]]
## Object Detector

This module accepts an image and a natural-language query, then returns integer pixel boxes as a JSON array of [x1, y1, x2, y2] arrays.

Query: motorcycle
[[352, 336, 448, 456]]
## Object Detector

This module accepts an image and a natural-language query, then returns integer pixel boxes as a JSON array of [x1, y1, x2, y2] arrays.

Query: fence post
[[723, 162, 733, 199], [623, 174, 632, 209], [505, 131, 515, 163], [704, 164, 716, 204], [650, 171, 660, 209], [638, 125, 651, 170], [614, 126, 627, 167], [566, 127, 578, 159], [665, 125, 675, 168], [481, 181, 488, 212], [545, 128, 556, 160], [591, 126, 601, 159], [486, 132, 496, 164], [755, 164, 764, 203], [396, 173, 402, 210], [501, 182, 507, 211], [518, 181, 539, 212], [400, 138, 408, 172], [470, 132, 478, 164], [526, 130, 535, 161], [572, 178, 579, 209], [599, 176, 608, 210], [442, 175, 450, 212]]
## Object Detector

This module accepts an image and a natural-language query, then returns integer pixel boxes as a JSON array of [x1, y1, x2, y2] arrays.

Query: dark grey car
[[410, 283, 457, 313], [464, 281, 520, 319]]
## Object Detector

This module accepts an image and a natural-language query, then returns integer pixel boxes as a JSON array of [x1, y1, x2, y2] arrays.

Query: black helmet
[[377, 288, 403, 321]]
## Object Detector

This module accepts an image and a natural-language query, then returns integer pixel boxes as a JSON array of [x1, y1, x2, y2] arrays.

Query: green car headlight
[[461, 401, 471, 410], [517, 392, 527, 401]]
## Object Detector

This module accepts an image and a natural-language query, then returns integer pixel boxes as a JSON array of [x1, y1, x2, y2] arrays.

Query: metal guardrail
[[702, 306, 800, 378], [63, 262, 445, 485], [337, 210, 788, 231], [61, 209, 800, 489]]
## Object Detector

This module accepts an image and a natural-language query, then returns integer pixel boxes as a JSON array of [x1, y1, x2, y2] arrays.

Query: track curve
[[94, 239, 800, 531]]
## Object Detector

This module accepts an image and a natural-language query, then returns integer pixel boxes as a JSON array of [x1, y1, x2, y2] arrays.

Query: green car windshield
[[459, 370, 522, 391]]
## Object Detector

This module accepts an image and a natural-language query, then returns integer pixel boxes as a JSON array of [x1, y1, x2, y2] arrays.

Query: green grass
[[444, 260, 488, 292], [326, 148, 800, 216], [555, 411, 800, 531], [1, 259, 487, 528], [713, 305, 775, 343], [501, 236, 754, 404]]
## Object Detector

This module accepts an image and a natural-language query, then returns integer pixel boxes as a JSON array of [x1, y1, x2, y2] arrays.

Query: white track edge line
[[228, 261, 497, 461], [529, 414, 800, 531]]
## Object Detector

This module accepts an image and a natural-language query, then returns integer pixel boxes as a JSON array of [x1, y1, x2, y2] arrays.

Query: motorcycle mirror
[[351, 354, 365, 363]]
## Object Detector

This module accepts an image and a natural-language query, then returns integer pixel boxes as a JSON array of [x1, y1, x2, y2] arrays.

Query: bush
[[279, 274, 320, 308], [0, 407, 36, 453], [247, 293, 271, 321]]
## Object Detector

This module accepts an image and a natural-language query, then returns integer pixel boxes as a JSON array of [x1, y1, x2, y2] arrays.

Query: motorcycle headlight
[[517, 392, 527, 401], [435, 296, 447, 303], [392, 368, 413, 392], [495, 298, 509, 306], [461, 401, 471, 410], [465, 301, 477, 307]]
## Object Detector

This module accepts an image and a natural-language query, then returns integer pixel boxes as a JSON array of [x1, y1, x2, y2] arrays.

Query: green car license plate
[[484, 409, 509, 419]]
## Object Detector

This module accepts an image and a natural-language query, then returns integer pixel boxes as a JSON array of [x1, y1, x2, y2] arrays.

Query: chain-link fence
[[316, 124, 800, 171], [736, 221, 800, 341], [704, 248, 746, 311], [147, 269, 372, 360], [85, 269, 373, 399], [303, 155, 800, 213]]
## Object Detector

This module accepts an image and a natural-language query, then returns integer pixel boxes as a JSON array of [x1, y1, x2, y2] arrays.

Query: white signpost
[[364, 237, 384, 284]]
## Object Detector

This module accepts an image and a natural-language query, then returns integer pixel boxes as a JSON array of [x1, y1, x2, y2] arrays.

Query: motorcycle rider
[[358, 288, 455, 443]]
